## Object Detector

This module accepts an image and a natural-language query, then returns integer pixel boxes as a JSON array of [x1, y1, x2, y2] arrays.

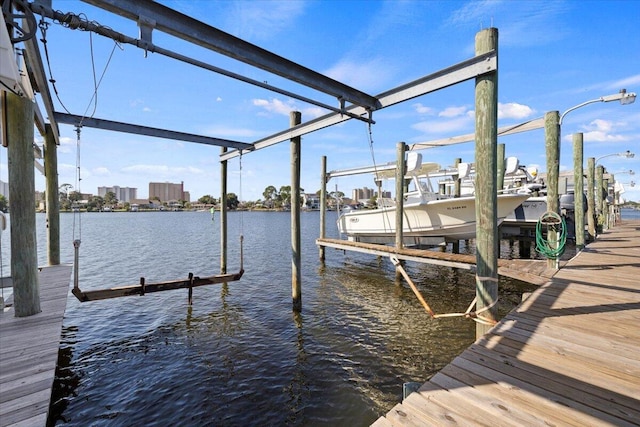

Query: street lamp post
[[559, 89, 637, 125], [595, 150, 635, 165], [550, 89, 636, 260]]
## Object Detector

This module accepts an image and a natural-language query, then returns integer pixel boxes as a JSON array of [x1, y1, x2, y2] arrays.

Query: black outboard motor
[[559, 192, 587, 240]]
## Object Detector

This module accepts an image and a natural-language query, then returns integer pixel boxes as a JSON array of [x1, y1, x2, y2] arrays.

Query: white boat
[[336, 153, 530, 245]]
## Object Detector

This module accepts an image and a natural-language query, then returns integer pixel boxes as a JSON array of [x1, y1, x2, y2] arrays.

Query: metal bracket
[[137, 15, 155, 57]]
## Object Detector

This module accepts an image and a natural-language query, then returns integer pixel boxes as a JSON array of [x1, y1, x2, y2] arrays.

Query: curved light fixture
[[596, 150, 635, 164], [559, 89, 636, 125]]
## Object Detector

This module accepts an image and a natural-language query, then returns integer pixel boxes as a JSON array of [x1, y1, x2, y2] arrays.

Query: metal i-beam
[[54, 113, 253, 150], [221, 50, 497, 161], [27, 1, 372, 125], [81, 0, 379, 111], [22, 19, 60, 145]]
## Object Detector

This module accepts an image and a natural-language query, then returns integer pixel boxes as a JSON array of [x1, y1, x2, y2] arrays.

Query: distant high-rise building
[[0, 180, 8, 201], [352, 186, 375, 202], [98, 186, 138, 203], [149, 181, 189, 202]]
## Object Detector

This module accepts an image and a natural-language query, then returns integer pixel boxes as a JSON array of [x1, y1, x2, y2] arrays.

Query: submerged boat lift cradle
[[71, 237, 244, 303]]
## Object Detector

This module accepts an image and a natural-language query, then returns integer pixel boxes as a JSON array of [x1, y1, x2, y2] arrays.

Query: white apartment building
[[98, 186, 138, 203]]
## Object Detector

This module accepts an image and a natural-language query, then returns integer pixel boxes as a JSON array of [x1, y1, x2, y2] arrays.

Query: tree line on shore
[[15, 184, 349, 212]]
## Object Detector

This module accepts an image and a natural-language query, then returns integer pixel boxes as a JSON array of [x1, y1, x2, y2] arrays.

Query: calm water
[[3, 211, 539, 426], [621, 207, 640, 220]]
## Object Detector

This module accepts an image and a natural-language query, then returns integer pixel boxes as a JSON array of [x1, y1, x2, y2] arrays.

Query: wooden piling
[[394, 142, 406, 250], [291, 111, 302, 312], [497, 143, 505, 191], [586, 157, 596, 240], [452, 158, 462, 254], [6, 92, 40, 317], [44, 124, 60, 265], [595, 165, 604, 232], [454, 157, 462, 198], [602, 178, 609, 230], [319, 156, 327, 261], [544, 110, 560, 269], [473, 28, 499, 337], [573, 133, 585, 249], [220, 147, 228, 274]]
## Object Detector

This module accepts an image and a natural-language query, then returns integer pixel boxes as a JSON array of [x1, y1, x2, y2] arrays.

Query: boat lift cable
[[364, 115, 393, 233], [72, 126, 82, 293], [391, 256, 498, 326], [238, 154, 244, 272], [70, 134, 245, 305]]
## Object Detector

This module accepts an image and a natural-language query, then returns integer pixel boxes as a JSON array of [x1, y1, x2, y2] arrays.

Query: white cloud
[[498, 102, 535, 119], [413, 103, 434, 115], [57, 136, 75, 154], [92, 167, 111, 176], [253, 98, 295, 116], [250, 98, 325, 120], [439, 106, 468, 118], [121, 164, 205, 176], [229, 1, 305, 40], [412, 116, 473, 134], [606, 74, 640, 91], [581, 119, 630, 142], [582, 131, 627, 143], [324, 58, 395, 93]]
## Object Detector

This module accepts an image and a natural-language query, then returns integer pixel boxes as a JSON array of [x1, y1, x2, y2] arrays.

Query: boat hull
[[337, 193, 530, 244]]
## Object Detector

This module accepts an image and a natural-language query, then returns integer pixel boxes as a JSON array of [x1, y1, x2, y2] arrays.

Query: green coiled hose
[[535, 211, 567, 259]]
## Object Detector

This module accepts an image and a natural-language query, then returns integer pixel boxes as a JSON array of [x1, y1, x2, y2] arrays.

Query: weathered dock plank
[[373, 220, 640, 426], [0, 265, 73, 427], [316, 237, 555, 285]]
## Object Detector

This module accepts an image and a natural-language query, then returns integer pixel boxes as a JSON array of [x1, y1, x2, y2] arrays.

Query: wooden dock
[[0, 265, 73, 427], [317, 238, 557, 285], [373, 219, 640, 426]]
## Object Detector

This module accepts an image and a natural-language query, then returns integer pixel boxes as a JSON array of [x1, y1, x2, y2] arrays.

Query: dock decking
[[373, 219, 640, 426], [0, 265, 73, 427], [316, 237, 557, 285]]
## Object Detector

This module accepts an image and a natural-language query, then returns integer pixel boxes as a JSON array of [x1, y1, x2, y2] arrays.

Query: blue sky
[[10, 0, 640, 202]]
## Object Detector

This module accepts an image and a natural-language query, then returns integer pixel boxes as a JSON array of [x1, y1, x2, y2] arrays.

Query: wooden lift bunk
[[71, 237, 244, 303]]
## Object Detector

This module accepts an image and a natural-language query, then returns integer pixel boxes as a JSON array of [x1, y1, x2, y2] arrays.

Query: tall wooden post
[[454, 157, 462, 198], [319, 155, 327, 261], [544, 111, 560, 269], [602, 178, 609, 230], [586, 157, 596, 240], [474, 28, 499, 337], [451, 157, 462, 253], [573, 133, 585, 249], [497, 143, 505, 191], [595, 165, 604, 232], [394, 142, 406, 250], [220, 146, 228, 274], [7, 92, 40, 317], [291, 111, 302, 312], [44, 125, 60, 265], [609, 174, 616, 226]]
